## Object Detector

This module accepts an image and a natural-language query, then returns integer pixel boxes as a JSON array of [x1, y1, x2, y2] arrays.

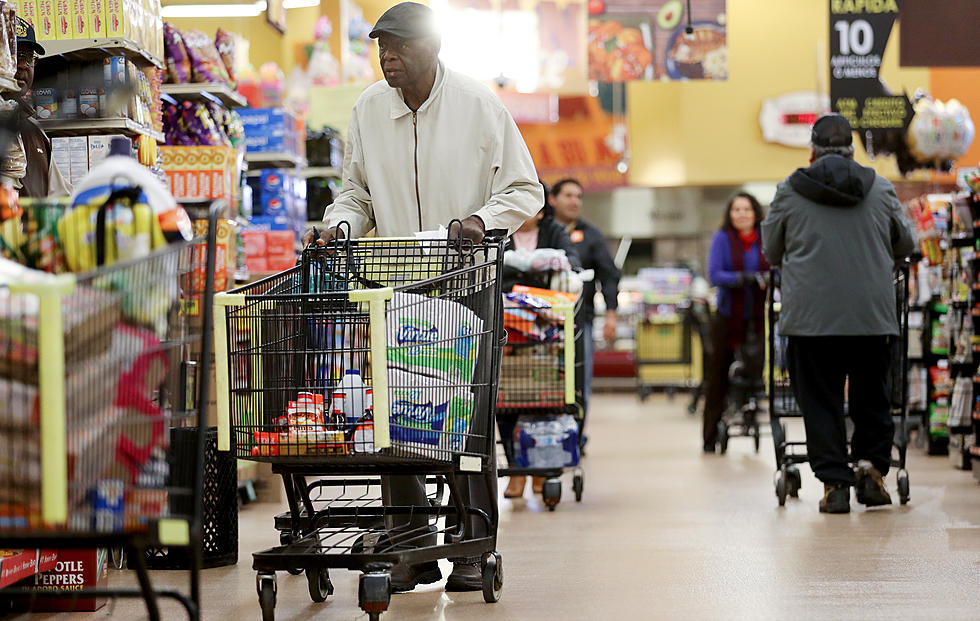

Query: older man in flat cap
[[304, 1, 542, 594], [762, 114, 914, 515]]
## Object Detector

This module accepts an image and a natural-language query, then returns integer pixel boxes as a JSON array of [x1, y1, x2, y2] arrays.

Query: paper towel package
[[386, 368, 474, 457], [385, 292, 483, 385]]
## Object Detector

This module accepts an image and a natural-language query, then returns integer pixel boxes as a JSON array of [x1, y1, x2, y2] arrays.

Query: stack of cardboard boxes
[[16, 0, 163, 60], [239, 107, 305, 159], [51, 134, 125, 186], [159, 145, 243, 206]]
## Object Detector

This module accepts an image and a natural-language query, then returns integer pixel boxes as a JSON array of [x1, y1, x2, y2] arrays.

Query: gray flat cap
[[369, 2, 439, 39]]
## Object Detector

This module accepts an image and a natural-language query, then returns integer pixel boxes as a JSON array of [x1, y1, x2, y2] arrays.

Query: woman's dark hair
[[721, 192, 765, 231], [540, 179, 554, 218]]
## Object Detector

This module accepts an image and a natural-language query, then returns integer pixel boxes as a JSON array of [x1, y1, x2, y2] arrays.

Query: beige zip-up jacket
[[322, 62, 543, 238]]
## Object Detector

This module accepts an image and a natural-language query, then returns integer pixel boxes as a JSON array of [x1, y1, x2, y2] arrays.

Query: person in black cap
[[761, 113, 914, 514], [2, 17, 68, 198], [303, 0, 542, 596]]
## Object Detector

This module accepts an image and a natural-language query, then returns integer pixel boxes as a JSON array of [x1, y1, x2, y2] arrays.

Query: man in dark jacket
[[549, 178, 621, 420], [762, 114, 915, 514]]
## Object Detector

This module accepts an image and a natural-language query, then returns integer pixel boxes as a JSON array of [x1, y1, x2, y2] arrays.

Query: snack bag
[[163, 22, 191, 84], [183, 28, 231, 84], [215, 28, 237, 86]]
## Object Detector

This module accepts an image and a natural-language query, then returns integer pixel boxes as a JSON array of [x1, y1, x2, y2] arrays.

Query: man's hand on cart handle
[[302, 226, 344, 248], [603, 310, 618, 343], [448, 215, 486, 243]]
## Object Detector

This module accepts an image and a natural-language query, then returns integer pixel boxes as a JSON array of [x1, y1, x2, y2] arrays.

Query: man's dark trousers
[[786, 335, 894, 485]]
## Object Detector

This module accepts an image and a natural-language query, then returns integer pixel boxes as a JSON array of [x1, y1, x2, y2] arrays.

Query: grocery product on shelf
[[239, 106, 304, 158]]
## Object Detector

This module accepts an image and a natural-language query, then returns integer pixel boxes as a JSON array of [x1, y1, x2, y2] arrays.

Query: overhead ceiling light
[[282, 0, 319, 7], [162, 1, 267, 18]]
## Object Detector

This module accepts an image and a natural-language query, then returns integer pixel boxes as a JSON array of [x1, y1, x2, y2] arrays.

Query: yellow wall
[[627, 0, 930, 187]]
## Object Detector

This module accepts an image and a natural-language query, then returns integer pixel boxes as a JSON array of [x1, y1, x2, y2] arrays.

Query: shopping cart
[[717, 324, 766, 454], [214, 224, 505, 620], [636, 296, 704, 400], [0, 203, 221, 620], [496, 286, 584, 511], [768, 265, 911, 507]]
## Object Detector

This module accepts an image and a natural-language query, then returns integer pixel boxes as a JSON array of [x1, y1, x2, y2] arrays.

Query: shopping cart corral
[[768, 265, 911, 507], [214, 226, 505, 620], [496, 285, 584, 510], [0, 204, 222, 620]]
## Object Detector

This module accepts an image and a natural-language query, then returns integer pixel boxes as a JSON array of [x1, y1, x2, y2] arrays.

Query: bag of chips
[[163, 23, 191, 84], [215, 28, 237, 87], [183, 29, 231, 85]]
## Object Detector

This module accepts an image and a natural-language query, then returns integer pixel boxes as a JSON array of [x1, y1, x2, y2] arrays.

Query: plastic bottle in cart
[[330, 392, 347, 432], [353, 403, 375, 453], [335, 369, 368, 425]]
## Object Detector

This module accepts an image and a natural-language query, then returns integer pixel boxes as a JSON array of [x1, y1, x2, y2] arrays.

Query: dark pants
[[786, 335, 894, 485], [703, 315, 734, 446]]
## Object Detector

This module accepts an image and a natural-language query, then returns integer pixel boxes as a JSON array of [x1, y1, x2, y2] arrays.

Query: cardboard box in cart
[[24, 549, 109, 611]]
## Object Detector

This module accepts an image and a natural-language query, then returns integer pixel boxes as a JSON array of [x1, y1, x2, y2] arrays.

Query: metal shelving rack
[[161, 83, 247, 109], [38, 117, 164, 143], [40, 37, 164, 69]]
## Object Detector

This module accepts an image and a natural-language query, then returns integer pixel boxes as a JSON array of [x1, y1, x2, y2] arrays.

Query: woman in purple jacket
[[703, 192, 770, 453]]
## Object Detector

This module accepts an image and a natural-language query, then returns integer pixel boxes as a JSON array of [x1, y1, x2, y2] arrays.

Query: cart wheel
[[573, 471, 584, 503], [110, 547, 125, 570], [717, 421, 729, 455], [359, 570, 391, 618], [666, 387, 677, 401], [786, 466, 802, 498], [482, 552, 503, 603], [279, 532, 293, 546], [638, 386, 652, 402], [307, 567, 333, 603], [753, 423, 761, 453], [257, 575, 276, 621], [775, 469, 787, 507], [542, 479, 561, 511], [897, 470, 910, 505]]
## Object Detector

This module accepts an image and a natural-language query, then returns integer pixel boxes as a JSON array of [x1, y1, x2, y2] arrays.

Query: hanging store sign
[[829, 0, 913, 132], [588, 0, 728, 82], [518, 95, 627, 192]]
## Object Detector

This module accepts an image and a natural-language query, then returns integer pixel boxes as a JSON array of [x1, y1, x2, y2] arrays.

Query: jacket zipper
[[413, 111, 422, 230]]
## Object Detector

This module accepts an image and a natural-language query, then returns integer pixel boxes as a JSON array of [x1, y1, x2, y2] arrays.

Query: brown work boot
[[503, 476, 526, 498], [855, 460, 893, 507], [819, 483, 850, 514], [532, 476, 545, 494]]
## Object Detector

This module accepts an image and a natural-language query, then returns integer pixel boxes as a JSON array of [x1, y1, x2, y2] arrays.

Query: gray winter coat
[[761, 154, 915, 336]]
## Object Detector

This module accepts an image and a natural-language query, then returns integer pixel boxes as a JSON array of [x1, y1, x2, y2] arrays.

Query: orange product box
[[88, 0, 106, 37], [242, 231, 267, 258], [245, 256, 268, 274], [70, 0, 86, 37], [36, 0, 55, 39], [54, 0, 71, 39], [17, 0, 40, 30], [266, 254, 296, 272], [265, 231, 295, 256]]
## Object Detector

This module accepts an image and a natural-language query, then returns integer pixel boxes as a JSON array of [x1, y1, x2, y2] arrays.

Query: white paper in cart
[[385, 292, 483, 385], [386, 368, 473, 458]]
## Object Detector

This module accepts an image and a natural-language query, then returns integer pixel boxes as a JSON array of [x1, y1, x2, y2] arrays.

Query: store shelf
[[161, 83, 247, 108], [38, 117, 164, 142], [40, 38, 164, 70], [299, 166, 341, 179], [245, 152, 306, 170]]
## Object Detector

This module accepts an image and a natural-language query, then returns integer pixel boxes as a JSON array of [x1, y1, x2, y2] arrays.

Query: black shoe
[[703, 441, 716, 454], [855, 460, 893, 507], [390, 561, 442, 593], [819, 483, 850, 514], [445, 562, 482, 592]]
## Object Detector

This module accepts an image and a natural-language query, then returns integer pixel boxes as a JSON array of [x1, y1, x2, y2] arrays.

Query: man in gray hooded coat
[[762, 114, 915, 514]]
